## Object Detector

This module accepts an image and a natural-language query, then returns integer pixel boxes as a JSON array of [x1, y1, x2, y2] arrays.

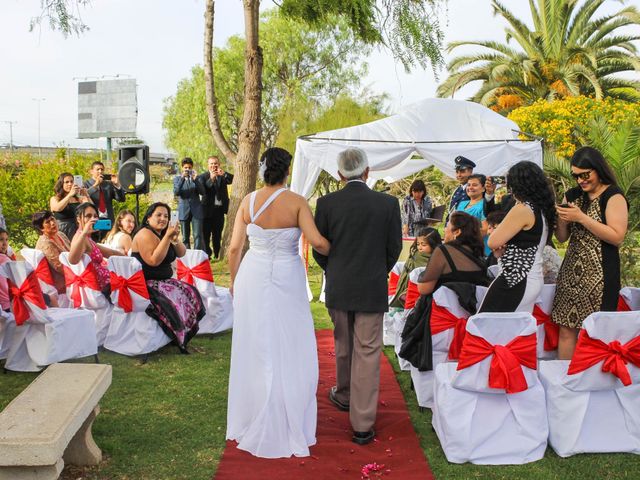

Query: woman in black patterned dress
[[552, 147, 628, 360], [478, 161, 556, 313]]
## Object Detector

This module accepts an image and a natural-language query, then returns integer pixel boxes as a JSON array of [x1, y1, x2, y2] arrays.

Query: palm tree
[[437, 0, 640, 112]]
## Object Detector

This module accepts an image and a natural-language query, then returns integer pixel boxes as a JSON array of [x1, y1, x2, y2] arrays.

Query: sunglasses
[[571, 170, 593, 181]]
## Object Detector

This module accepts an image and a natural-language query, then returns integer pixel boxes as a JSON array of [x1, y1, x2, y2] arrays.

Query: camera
[[102, 174, 112, 181], [491, 176, 505, 185]]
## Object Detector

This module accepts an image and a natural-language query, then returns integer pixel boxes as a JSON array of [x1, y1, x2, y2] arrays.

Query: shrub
[[509, 97, 640, 158]]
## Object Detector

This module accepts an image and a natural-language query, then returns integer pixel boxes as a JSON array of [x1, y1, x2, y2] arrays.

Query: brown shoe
[[328, 386, 349, 411]]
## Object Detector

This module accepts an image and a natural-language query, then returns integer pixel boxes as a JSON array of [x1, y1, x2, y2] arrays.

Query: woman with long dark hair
[[401, 179, 433, 237], [478, 161, 556, 313], [552, 147, 628, 359], [50, 172, 91, 239], [130, 202, 205, 353], [399, 211, 488, 372]]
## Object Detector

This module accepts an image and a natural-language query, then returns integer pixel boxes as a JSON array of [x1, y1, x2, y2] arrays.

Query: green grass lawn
[[1, 260, 638, 479]]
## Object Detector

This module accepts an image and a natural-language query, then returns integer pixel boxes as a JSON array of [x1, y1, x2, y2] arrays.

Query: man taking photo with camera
[[197, 156, 233, 259], [84, 161, 125, 240]]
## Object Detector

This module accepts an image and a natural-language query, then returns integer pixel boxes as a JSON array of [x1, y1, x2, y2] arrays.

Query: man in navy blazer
[[313, 148, 402, 445], [173, 157, 204, 250]]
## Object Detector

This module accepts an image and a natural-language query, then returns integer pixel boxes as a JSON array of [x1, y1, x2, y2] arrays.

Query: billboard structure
[[77, 79, 137, 139]]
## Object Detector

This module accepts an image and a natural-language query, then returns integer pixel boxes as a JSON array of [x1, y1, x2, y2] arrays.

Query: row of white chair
[[386, 264, 640, 463], [0, 248, 234, 371]]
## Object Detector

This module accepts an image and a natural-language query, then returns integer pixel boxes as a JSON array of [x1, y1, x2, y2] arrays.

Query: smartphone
[[491, 176, 505, 185], [557, 203, 570, 208], [170, 211, 179, 226], [94, 219, 112, 231], [73, 175, 83, 187], [102, 173, 112, 181]]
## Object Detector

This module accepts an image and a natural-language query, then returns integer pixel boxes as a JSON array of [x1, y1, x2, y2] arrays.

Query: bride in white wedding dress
[[226, 147, 330, 458]]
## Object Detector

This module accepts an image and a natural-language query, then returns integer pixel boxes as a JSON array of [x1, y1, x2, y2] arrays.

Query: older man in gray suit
[[313, 148, 402, 445]]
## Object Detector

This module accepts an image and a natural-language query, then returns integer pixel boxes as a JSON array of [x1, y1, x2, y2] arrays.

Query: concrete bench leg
[[0, 459, 63, 480], [63, 405, 102, 466]]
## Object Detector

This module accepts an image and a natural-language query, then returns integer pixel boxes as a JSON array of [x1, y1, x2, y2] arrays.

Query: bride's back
[[243, 188, 301, 230]]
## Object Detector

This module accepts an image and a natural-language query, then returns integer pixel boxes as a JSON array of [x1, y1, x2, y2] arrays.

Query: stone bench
[[0, 363, 112, 480]]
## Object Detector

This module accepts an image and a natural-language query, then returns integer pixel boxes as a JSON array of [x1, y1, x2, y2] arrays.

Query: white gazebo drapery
[[291, 98, 542, 197]]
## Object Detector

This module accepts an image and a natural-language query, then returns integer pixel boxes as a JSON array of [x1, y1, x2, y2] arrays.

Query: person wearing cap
[[313, 147, 402, 446], [448, 156, 476, 214]]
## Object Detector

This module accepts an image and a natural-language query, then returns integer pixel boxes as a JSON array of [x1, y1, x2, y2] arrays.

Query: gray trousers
[[329, 309, 383, 432]]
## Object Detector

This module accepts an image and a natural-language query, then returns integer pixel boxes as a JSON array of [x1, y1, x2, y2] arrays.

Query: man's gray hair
[[337, 148, 369, 180]]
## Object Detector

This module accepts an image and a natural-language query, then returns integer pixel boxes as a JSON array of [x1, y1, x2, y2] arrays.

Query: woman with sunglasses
[[552, 146, 628, 359]]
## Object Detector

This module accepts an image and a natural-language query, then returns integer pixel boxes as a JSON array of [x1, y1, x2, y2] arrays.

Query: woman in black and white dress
[[479, 161, 556, 313]]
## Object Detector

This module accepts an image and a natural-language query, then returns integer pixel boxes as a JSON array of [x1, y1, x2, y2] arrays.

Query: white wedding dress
[[226, 188, 319, 458]]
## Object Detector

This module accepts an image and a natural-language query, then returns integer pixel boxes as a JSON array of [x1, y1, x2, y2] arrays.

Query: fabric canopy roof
[[290, 98, 542, 198]]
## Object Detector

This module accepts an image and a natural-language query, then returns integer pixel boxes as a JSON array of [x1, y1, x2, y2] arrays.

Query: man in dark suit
[[173, 157, 204, 250], [84, 161, 125, 240], [313, 148, 402, 446], [197, 156, 233, 259]]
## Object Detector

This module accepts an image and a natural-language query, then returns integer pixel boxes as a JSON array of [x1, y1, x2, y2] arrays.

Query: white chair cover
[[394, 266, 425, 371], [620, 287, 640, 311], [383, 261, 407, 346], [539, 311, 640, 457], [103, 256, 171, 356], [487, 264, 501, 279], [432, 312, 547, 464], [533, 284, 558, 360], [410, 285, 486, 408], [21, 247, 72, 308], [0, 261, 97, 372], [0, 310, 16, 360], [59, 252, 112, 346], [177, 249, 233, 334]]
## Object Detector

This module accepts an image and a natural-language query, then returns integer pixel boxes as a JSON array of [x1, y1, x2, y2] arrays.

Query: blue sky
[[0, 0, 634, 153]]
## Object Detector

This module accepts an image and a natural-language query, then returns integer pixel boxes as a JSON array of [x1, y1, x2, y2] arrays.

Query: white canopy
[[291, 98, 542, 198]]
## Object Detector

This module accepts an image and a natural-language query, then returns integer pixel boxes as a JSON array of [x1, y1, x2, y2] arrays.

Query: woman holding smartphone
[[50, 172, 91, 239], [552, 147, 628, 359], [68, 203, 123, 295], [130, 202, 205, 353]]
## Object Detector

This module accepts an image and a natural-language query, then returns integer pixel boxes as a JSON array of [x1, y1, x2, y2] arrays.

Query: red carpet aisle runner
[[214, 329, 435, 480]]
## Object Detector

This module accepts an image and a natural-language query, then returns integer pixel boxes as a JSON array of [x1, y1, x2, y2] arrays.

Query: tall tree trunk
[[220, 0, 263, 257], [204, 0, 236, 163], [203, 0, 262, 257]]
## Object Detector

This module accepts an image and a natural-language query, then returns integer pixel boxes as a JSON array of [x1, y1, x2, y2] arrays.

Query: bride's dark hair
[[260, 147, 291, 185]]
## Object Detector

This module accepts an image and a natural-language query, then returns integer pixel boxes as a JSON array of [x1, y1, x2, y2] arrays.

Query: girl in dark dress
[[399, 212, 488, 370], [478, 161, 556, 313], [131, 202, 205, 353], [552, 147, 628, 360]]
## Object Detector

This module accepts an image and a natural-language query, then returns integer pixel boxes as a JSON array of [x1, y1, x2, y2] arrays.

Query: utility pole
[[32, 97, 46, 156], [1, 121, 16, 151]]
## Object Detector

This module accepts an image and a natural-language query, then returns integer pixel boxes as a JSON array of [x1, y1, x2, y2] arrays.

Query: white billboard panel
[[78, 79, 137, 138]]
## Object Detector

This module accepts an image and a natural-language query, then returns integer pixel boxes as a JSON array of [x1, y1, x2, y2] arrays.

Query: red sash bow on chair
[[388, 271, 400, 296], [403, 281, 420, 310], [63, 263, 101, 308], [109, 270, 149, 313], [430, 301, 467, 360], [568, 330, 640, 386], [176, 259, 214, 285], [456, 332, 537, 393], [617, 295, 631, 312], [532, 304, 559, 351], [7, 272, 47, 325], [34, 257, 55, 287]]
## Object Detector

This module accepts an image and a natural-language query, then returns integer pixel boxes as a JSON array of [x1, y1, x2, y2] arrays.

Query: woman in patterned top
[[478, 161, 556, 314], [68, 203, 123, 296], [401, 180, 433, 237], [552, 147, 628, 360]]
